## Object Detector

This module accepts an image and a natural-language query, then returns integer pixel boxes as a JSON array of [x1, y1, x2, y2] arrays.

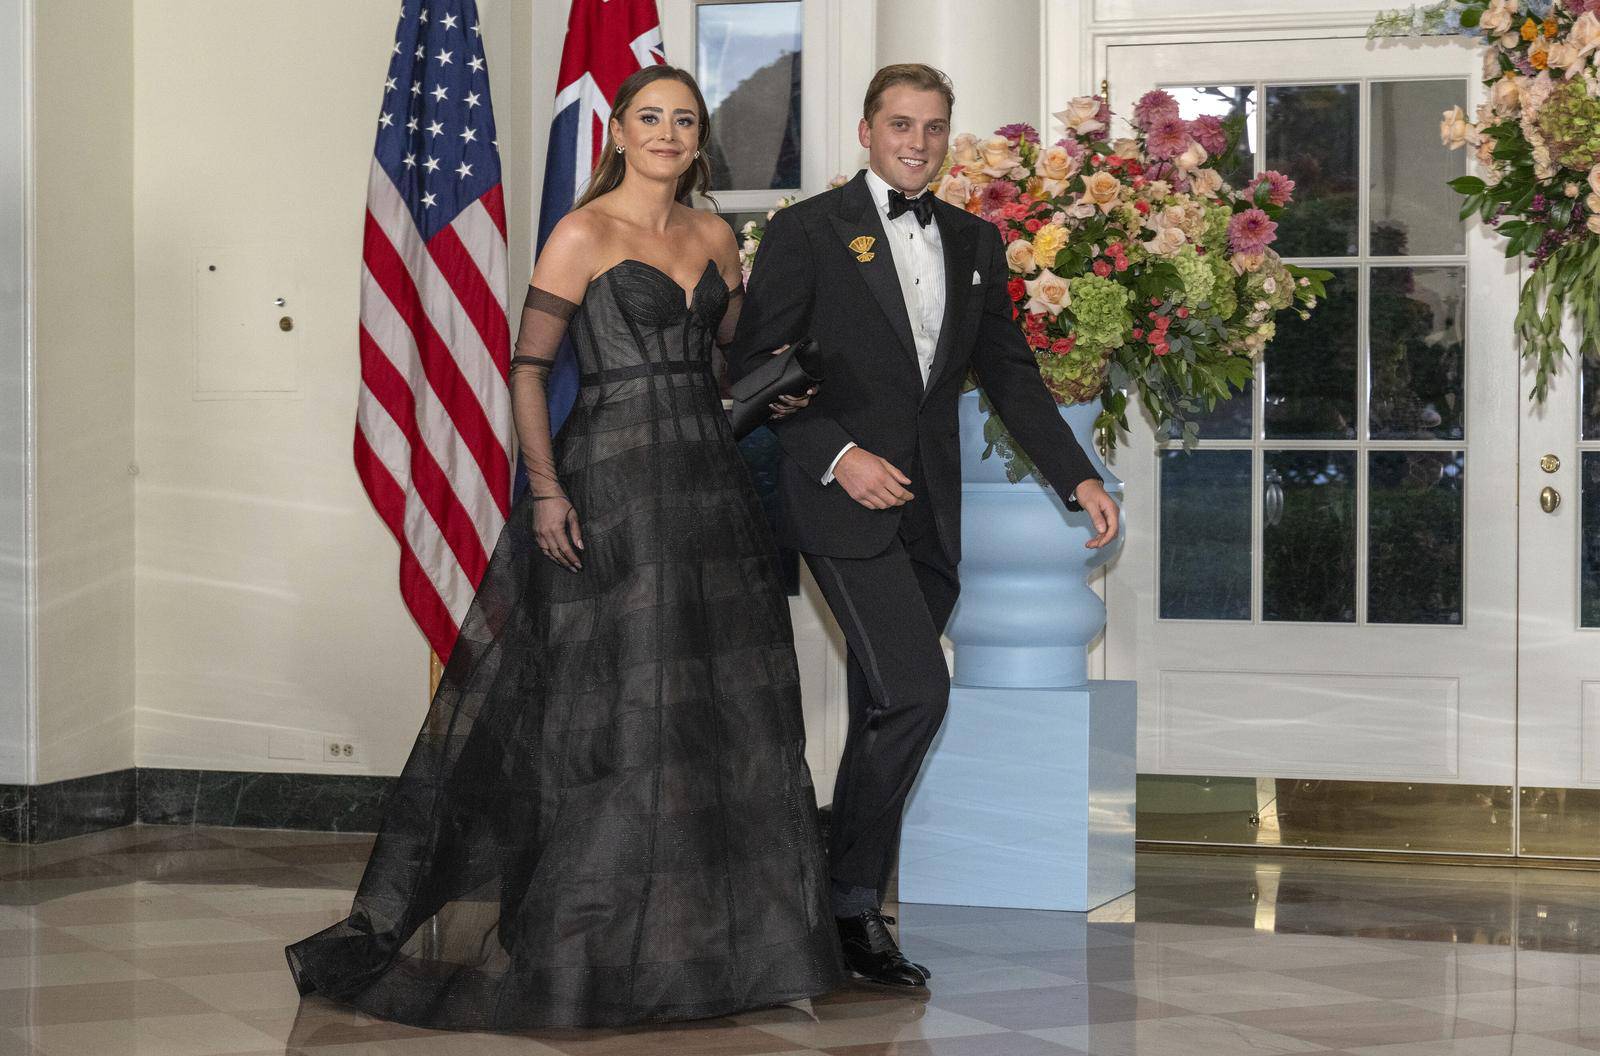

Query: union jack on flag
[[537, 0, 665, 432], [356, 0, 512, 663]]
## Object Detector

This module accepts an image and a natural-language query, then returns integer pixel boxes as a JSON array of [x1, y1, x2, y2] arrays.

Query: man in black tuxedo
[[729, 63, 1119, 989]]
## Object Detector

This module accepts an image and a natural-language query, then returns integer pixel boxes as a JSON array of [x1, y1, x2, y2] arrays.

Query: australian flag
[[537, 0, 665, 432]]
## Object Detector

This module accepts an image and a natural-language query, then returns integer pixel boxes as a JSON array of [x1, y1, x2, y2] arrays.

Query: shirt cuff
[[821, 442, 857, 485]]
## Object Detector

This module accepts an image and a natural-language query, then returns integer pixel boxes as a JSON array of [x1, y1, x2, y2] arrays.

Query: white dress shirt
[[822, 168, 946, 484]]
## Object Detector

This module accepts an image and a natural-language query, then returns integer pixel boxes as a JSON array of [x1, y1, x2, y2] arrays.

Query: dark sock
[[831, 880, 878, 918]]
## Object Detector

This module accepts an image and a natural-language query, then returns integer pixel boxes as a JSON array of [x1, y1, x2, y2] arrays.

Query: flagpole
[[430, 651, 443, 696]]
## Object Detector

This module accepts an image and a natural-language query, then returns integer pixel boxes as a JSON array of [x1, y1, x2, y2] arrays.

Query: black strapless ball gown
[[285, 258, 844, 1030]]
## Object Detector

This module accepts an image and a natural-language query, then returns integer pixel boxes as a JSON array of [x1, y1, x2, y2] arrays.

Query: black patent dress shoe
[[836, 909, 930, 988]]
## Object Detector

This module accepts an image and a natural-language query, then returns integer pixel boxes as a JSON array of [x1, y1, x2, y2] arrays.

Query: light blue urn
[[945, 389, 1125, 689]]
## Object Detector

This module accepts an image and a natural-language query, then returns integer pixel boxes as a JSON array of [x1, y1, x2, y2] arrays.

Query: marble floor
[[3, 826, 1600, 1055]]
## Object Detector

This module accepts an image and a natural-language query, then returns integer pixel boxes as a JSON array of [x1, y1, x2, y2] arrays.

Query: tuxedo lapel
[[829, 173, 920, 376], [924, 203, 978, 400]]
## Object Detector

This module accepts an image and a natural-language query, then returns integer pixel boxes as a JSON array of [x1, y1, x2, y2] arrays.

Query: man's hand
[[1076, 479, 1119, 549], [834, 448, 914, 510]]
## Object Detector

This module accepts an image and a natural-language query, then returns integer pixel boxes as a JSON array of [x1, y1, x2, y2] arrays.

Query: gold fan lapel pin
[[848, 235, 876, 263]]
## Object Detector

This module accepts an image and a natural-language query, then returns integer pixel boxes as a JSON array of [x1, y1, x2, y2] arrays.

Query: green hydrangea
[[1066, 274, 1132, 349], [1171, 246, 1215, 308], [1201, 205, 1232, 251], [1038, 345, 1110, 404], [1208, 253, 1238, 318], [1536, 77, 1600, 172]]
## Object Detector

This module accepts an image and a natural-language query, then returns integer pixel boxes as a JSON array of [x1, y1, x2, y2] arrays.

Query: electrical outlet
[[324, 738, 360, 763]]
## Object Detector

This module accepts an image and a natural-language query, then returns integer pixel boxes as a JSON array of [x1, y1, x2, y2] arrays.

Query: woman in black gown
[[286, 65, 843, 1030]]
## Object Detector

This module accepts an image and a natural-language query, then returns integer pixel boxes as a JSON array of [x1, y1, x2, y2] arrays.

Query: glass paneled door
[[1104, 37, 1526, 853]]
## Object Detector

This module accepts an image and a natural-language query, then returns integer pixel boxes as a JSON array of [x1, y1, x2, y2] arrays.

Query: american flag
[[356, 0, 511, 663]]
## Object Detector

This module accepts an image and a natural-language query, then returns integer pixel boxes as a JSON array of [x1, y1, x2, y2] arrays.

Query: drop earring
[[616, 145, 624, 153]]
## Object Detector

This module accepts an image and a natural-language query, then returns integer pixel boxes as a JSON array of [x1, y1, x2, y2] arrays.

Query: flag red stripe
[[353, 427, 459, 660], [363, 212, 511, 517], [481, 184, 508, 242], [359, 324, 490, 583], [428, 223, 510, 383]]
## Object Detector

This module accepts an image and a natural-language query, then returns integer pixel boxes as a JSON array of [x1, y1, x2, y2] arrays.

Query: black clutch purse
[[729, 338, 822, 440]]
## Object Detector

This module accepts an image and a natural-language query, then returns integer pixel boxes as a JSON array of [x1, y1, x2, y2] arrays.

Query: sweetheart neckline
[[588, 257, 724, 312]]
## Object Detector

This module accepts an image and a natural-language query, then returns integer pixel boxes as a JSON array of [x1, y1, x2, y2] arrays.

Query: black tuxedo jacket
[[729, 170, 1101, 564]]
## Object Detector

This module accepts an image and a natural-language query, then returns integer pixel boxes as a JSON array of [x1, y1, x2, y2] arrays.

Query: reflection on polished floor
[[4, 826, 1600, 1055]]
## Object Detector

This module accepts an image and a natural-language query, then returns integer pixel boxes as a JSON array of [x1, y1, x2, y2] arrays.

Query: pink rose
[[1054, 96, 1106, 136]]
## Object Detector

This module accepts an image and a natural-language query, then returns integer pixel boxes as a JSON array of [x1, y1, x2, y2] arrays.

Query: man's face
[[859, 85, 951, 196]]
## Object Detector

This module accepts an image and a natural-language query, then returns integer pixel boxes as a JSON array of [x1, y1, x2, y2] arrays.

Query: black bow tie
[[887, 188, 934, 227]]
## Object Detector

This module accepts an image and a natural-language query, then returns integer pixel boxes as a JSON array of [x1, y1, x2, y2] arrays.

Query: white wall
[[131, 0, 546, 776], [0, 0, 31, 785], [31, 0, 137, 784]]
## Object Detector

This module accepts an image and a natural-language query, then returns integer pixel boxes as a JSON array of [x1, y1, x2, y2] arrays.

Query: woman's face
[[612, 78, 702, 185]]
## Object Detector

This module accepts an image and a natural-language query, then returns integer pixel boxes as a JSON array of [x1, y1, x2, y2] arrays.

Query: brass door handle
[[1540, 486, 1561, 514]]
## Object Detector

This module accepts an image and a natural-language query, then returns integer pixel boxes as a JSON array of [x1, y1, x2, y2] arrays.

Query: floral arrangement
[[1372, 0, 1600, 400], [737, 98, 1327, 478]]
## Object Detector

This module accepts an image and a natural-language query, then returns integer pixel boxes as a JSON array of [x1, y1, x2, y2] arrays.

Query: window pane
[[1169, 85, 1255, 187], [1369, 267, 1466, 441], [1584, 452, 1600, 628], [696, 2, 802, 192], [1265, 267, 1357, 440], [1264, 451, 1357, 623], [1183, 379, 1254, 441], [1159, 450, 1252, 620], [1266, 83, 1359, 257], [1369, 451, 1465, 625], [1583, 355, 1599, 442], [1370, 80, 1467, 257]]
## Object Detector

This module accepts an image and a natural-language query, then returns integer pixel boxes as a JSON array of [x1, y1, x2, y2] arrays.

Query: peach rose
[[1590, 164, 1600, 196], [934, 173, 976, 208], [1034, 144, 1082, 196], [1023, 269, 1071, 316], [980, 136, 1022, 177], [1230, 250, 1265, 274], [1054, 96, 1106, 136], [1491, 75, 1520, 116], [951, 133, 982, 168], [1144, 225, 1187, 256], [1587, 192, 1600, 213], [1174, 140, 1209, 173], [1190, 168, 1224, 197], [1150, 204, 1188, 230], [1548, 39, 1581, 74], [1079, 170, 1122, 213], [1005, 237, 1040, 275], [1588, 213, 1600, 236], [1440, 105, 1472, 149], [1570, 12, 1600, 62], [1476, 136, 1498, 167], [1480, 0, 1515, 36], [1111, 137, 1141, 159]]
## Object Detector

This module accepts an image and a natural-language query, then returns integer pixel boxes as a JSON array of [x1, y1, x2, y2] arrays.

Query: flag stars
[[440, 13, 458, 31], [411, 79, 421, 96], [464, 90, 480, 109], [406, 116, 419, 133], [435, 48, 453, 67], [421, 191, 438, 208], [456, 161, 473, 179], [384, 76, 397, 93], [379, 111, 394, 129], [419, 8, 428, 22], [459, 126, 477, 144], [423, 156, 441, 173], [468, 55, 485, 74], [415, 43, 425, 59], [430, 84, 449, 102], [403, 151, 417, 169], [426, 119, 444, 138], [471, 21, 481, 36]]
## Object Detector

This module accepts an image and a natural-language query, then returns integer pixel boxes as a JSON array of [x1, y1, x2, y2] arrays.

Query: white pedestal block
[[898, 680, 1137, 912]]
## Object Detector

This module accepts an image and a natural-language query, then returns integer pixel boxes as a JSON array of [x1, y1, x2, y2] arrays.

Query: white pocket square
[[971, 270, 982, 285]]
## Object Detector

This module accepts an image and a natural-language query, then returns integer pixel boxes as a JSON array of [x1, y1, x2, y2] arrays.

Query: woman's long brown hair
[[573, 65, 716, 210]]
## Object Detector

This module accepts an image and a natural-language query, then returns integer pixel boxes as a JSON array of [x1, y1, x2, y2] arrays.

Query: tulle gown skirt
[[285, 387, 843, 1030]]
